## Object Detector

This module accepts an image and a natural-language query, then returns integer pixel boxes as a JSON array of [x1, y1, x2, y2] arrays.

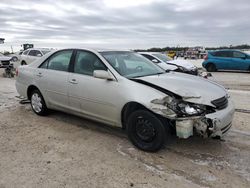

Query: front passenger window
[[74, 51, 107, 76], [233, 52, 246, 59], [47, 50, 73, 72]]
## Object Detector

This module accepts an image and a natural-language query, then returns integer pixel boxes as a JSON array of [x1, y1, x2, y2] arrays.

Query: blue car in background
[[202, 50, 250, 72]]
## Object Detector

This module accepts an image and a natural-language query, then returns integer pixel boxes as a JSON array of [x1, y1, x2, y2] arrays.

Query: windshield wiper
[[131, 72, 165, 78]]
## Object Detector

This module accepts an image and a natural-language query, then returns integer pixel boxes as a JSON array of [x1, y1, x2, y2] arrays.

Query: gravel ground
[[0, 69, 250, 188]]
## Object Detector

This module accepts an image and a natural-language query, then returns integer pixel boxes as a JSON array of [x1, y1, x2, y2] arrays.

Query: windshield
[[153, 53, 172, 62], [101, 51, 165, 78]]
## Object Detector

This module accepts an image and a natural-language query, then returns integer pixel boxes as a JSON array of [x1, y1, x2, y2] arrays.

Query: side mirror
[[93, 70, 114, 81], [37, 54, 42, 57], [152, 59, 159, 63]]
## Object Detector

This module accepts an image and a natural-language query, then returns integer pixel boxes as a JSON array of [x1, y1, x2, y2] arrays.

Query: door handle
[[36, 72, 43, 77], [69, 79, 78, 84]]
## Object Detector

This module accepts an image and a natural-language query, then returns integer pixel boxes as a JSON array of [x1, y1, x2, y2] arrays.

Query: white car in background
[[0, 52, 13, 68], [139, 52, 198, 75], [20, 48, 51, 65]]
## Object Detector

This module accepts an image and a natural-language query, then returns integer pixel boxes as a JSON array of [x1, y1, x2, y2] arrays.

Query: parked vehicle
[[167, 51, 176, 59], [202, 50, 250, 72], [16, 48, 234, 152], [184, 46, 207, 59], [0, 52, 13, 68], [9, 51, 23, 62], [139, 52, 198, 75], [20, 48, 51, 65]]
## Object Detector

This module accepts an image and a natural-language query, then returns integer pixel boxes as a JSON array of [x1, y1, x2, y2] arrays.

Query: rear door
[[21, 50, 30, 63], [34, 50, 73, 110], [231, 51, 249, 70]]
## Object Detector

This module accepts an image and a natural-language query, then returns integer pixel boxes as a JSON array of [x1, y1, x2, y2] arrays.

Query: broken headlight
[[167, 100, 206, 116]]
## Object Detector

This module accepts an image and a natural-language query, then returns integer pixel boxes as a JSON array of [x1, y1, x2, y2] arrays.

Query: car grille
[[211, 96, 228, 110], [0, 60, 10, 65]]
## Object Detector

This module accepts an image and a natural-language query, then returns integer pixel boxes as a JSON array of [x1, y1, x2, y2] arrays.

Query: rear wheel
[[30, 90, 48, 116], [127, 110, 167, 152], [206, 63, 217, 72]]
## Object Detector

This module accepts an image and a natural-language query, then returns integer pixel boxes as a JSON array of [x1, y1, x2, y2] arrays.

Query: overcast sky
[[0, 0, 250, 51]]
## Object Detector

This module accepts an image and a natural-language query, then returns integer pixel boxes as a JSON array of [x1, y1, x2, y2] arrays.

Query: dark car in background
[[202, 50, 250, 72]]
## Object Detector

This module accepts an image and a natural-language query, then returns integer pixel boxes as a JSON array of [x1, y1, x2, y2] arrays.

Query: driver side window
[[233, 51, 246, 59], [74, 51, 107, 76]]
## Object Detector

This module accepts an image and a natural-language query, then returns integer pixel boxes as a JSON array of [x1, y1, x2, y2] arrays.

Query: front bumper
[[174, 99, 235, 139], [205, 99, 235, 137]]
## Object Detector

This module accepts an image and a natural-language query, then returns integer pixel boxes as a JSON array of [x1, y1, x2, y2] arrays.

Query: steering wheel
[[136, 66, 143, 72]]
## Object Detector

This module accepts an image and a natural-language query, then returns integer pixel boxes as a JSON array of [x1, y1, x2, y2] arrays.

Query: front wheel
[[127, 110, 167, 152], [30, 90, 48, 116]]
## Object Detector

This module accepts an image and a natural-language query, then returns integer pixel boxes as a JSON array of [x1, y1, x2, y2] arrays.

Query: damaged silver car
[[15, 49, 235, 152]]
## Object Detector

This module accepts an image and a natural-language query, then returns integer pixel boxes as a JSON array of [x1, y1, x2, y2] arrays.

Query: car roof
[[137, 52, 161, 55], [47, 48, 132, 53], [24, 48, 52, 51], [210, 49, 243, 52]]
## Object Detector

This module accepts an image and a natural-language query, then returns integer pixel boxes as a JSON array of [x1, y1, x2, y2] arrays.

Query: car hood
[[167, 59, 195, 70], [136, 72, 227, 106], [0, 56, 12, 61], [158, 62, 178, 71]]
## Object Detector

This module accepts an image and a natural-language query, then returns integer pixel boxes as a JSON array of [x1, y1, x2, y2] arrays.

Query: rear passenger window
[[29, 50, 42, 57], [214, 51, 231, 58], [74, 51, 107, 76], [47, 50, 73, 72]]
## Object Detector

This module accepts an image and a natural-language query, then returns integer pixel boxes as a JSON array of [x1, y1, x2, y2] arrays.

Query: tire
[[127, 110, 167, 152], [21, 61, 27, 65], [206, 63, 216, 72], [30, 89, 48, 116]]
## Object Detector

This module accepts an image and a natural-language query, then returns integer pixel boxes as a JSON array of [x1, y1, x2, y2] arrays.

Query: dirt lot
[[0, 69, 250, 188]]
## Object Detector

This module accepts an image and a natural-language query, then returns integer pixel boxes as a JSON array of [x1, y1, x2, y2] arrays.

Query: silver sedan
[[16, 48, 235, 152]]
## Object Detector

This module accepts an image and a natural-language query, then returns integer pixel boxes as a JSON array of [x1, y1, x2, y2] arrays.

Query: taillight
[[16, 68, 18, 76], [204, 54, 208, 60]]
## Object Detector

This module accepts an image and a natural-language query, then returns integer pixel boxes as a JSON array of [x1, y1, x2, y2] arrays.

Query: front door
[[231, 51, 249, 70], [68, 50, 120, 125]]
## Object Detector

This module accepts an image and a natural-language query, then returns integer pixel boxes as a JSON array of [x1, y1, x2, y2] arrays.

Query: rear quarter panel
[[15, 66, 36, 98]]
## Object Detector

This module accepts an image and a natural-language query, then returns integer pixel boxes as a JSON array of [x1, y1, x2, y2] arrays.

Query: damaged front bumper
[[150, 96, 235, 139], [175, 99, 235, 138], [204, 99, 235, 137]]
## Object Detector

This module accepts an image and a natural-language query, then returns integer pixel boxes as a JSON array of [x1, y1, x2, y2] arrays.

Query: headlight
[[167, 100, 206, 116], [151, 97, 206, 117], [177, 102, 205, 116]]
